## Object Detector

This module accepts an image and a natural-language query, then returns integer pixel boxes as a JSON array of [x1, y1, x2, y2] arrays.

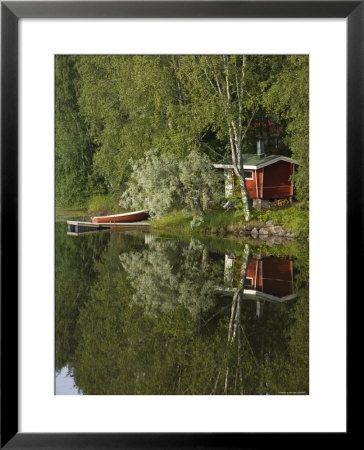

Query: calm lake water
[[55, 219, 309, 395]]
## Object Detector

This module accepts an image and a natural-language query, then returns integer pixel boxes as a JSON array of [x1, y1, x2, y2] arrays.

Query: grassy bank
[[87, 194, 122, 216], [249, 202, 309, 237], [58, 194, 308, 241], [151, 202, 309, 240], [56, 194, 122, 221]]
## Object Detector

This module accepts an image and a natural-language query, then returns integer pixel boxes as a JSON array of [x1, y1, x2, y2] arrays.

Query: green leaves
[[56, 55, 309, 208], [263, 56, 309, 202], [55, 56, 99, 206]]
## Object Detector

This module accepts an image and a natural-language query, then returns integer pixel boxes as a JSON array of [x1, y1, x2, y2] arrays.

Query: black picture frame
[[1, 1, 356, 448]]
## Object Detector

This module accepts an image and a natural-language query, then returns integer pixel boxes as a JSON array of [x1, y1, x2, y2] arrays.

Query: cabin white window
[[244, 170, 253, 180], [244, 277, 253, 286]]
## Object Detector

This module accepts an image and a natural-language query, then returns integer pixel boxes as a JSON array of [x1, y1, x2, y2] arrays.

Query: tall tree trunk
[[223, 55, 251, 221], [234, 171, 251, 222], [229, 130, 251, 221], [200, 55, 256, 221]]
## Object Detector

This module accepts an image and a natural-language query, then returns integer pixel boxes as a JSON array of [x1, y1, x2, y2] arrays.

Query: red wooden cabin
[[213, 153, 297, 207]]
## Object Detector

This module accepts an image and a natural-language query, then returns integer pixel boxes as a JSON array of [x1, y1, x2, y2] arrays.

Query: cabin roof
[[213, 154, 297, 170]]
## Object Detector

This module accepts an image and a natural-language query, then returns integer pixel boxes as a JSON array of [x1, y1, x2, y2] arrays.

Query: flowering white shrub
[[120, 149, 223, 218], [120, 150, 182, 219]]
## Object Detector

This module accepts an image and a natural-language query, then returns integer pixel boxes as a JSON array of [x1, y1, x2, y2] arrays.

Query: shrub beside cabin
[[213, 144, 297, 209]]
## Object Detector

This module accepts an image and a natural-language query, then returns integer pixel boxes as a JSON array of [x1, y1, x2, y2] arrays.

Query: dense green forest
[[56, 55, 309, 214]]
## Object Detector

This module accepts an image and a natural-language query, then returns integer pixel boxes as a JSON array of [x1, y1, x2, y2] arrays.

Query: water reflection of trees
[[56, 230, 309, 395], [55, 222, 111, 371], [119, 238, 223, 317]]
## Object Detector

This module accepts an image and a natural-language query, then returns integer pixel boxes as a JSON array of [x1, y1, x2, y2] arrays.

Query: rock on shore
[[227, 220, 295, 240]]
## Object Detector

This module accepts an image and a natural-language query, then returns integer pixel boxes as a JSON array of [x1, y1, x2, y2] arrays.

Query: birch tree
[[180, 55, 261, 221]]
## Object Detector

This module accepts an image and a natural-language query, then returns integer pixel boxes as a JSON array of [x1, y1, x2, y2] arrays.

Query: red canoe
[[91, 210, 148, 224]]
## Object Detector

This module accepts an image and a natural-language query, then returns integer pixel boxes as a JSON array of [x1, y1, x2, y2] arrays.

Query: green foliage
[[190, 215, 205, 230], [178, 55, 261, 144], [194, 208, 238, 233], [179, 150, 224, 214], [55, 54, 309, 222], [227, 182, 252, 220], [263, 56, 309, 202], [55, 56, 100, 207], [87, 194, 121, 215], [151, 209, 236, 235], [74, 55, 218, 192], [151, 203, 308, 239], [250, 202, 309, 238], [151, 211, 194, 232]]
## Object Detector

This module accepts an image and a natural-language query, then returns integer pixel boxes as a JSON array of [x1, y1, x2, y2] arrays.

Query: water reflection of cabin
[[225, 255, 295, 302], [143, 235, 296, 309]]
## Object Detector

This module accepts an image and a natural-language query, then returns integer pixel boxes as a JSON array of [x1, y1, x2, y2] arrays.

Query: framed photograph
[[1, 1, 356, 447]]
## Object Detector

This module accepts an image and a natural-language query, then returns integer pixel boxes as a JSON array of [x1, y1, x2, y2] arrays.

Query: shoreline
[[152, 222, 305, 245], [57, 204, 309, 243]]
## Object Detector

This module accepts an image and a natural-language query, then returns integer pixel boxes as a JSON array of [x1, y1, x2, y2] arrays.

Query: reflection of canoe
[[91, 210, 148, 224]]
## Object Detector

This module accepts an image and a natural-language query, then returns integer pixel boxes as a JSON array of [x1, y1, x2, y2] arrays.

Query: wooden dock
[[67, 220, 150, 233]]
